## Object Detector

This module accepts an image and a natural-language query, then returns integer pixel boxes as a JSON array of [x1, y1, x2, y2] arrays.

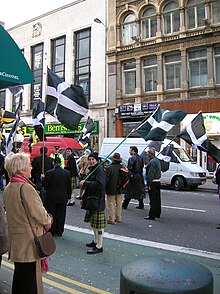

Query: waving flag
[[78, 116, 94, 148], [178, 112, 220, 163], [0, 110, 16, 124], [136, 106, 187, 141], [157, 144, 174, 172], [45, 68, 88, 130], [32, 100, 45, 141]]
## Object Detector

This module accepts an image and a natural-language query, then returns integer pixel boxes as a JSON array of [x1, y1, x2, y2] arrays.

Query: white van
[[100, 137, 207, 191]]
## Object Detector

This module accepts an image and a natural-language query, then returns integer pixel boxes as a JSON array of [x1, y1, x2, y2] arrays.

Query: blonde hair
[[5, 152, 30, 177]]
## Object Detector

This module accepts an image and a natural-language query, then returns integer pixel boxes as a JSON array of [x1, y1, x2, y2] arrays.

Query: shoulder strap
[[20, 184, 37, 238]]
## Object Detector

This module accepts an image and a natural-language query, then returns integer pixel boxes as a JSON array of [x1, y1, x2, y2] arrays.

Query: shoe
[[115, 219, 121, 223], [86, 241, 97, 247], [216, 225, 220, 229], [136, 206, 144, 209], [67, 202, 75, 206], [144, 216, 155, 220], [87, 247, 103, 254], [75, 195, 82, 200], [107, 220, 115, 224]]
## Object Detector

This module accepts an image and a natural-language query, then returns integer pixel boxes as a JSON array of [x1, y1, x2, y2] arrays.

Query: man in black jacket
[[122, 146, 145, 209], [44, 157, 72, 237], [31, 146, 54, 193], [65, 147, 78, 206]]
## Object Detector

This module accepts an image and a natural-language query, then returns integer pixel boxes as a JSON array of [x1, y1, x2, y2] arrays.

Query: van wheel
[[174, 177, 184, 191]]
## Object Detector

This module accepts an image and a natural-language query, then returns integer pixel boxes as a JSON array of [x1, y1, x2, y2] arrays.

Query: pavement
[[0, 178, 219, 293]]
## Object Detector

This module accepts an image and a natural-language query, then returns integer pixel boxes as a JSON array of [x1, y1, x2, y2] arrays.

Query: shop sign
[[11, 121, 99, 137], [119, 102, 157, 118]]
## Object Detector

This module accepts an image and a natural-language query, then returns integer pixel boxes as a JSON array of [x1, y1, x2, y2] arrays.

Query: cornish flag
[[45, 68, 88, 130], [32, 100, 45, 141], [78, 116, 94, 148], [178, 112, 220, 163], [136, 106, 187, 141]]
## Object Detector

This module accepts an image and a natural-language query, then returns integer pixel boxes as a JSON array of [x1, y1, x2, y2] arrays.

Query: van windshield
[[173, 148, 193, 162]]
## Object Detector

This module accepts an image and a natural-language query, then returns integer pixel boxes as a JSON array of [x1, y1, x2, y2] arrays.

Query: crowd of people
[[0, 142, 219, 293]]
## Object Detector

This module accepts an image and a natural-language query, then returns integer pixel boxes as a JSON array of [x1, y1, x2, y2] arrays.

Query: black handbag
[[20, 185, 56, 258], [81, 193, 99, 211]]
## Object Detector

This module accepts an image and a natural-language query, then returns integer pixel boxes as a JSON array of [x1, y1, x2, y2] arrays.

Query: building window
[[164, 52, 181, 90], [31, 43, 43, 109], [143, 56, 157, 92], [189, 49, 207, 87], [51, 36, 65, 80], [0, 91, 5, 109], [162, 1, 180, 34], [123, 60, 136, 95], [214, 46, 220, 84], [75, 29, 91, 102], [122, 13, 137, 45], [211, 1, 220, 24], [141, 6, 157, 39], [186, 0, 205, 29]]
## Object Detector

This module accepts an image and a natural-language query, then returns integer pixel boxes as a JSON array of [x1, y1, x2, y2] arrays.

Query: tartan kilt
[[84, 210, 106, 229], [71, 177, 77, 190]]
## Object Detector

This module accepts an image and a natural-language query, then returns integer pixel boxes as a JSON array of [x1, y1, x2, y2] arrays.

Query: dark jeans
[[12, 262, 37, 294], [122, 197, 144, 208], [148, 182, 161, 218]]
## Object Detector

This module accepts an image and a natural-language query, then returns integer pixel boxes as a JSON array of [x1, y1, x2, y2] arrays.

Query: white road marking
[[130, 201, 206, 213], [65, 224, 220, 261]]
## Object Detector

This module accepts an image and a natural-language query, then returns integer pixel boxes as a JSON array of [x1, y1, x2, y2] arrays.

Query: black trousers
[[148, 182, 161, 218], [12, 262, 37, 294], [46, 202, 67, 236]]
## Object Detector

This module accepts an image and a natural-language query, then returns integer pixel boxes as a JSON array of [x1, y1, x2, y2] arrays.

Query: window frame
[[74, 28, 91, 102], [142, 56, 158, 92], [188, 48, 208, 88], [162, 1, 180, 35], [51, 36, 66, 80], [123, 60, 136, 95], [141, 6, 157, 39], [121, 13, 137, 45], [164, 52, 181, 90], [186, 0, 206, 29]]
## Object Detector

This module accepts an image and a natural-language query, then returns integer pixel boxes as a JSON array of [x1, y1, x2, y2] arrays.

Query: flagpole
[[83, 110, 155, 181], [41, 68, 48, 176]]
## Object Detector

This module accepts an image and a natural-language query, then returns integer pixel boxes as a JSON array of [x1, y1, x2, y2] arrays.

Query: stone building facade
[[107, 0, 220, 171]]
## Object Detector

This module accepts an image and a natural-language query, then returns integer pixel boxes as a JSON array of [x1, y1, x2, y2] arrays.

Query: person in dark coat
[[44, 157, 72, 237], [106, 152, 124, 224], [31, 146, 54, 192], [79, 152, 106, 254], [65, 147, 78, 206], [145, 148, 161, 220], [122, 146, 145, 209], [0, 153, 5, 190]]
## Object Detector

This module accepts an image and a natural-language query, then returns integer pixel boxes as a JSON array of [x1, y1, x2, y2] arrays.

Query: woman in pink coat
[[3, 152, 52, 294]]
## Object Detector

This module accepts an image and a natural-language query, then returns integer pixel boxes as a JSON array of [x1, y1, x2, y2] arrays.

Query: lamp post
[[93, 18, 108, 103]]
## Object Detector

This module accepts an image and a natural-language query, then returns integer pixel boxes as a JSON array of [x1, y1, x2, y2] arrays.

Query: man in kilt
[[79, 152, 106, 254]]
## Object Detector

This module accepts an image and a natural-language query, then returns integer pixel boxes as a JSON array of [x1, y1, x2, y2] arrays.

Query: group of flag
[[1, 68, 220, 166]]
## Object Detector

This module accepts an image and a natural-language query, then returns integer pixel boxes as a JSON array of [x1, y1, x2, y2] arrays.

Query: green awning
[[0, 25, 34, 90]]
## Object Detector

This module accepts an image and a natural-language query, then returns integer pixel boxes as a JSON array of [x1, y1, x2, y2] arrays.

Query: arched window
[[141, 6, 157, 39], [162, 1, 180, 34], [186, 0, 205, 29], [121, 13, 137, 45]]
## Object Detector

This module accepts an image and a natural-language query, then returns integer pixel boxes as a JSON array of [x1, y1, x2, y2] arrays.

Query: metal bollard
[[120, 255, 213, 294]]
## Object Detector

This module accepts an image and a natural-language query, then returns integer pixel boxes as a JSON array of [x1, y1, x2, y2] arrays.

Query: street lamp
[[94, 18, 107, 29]]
